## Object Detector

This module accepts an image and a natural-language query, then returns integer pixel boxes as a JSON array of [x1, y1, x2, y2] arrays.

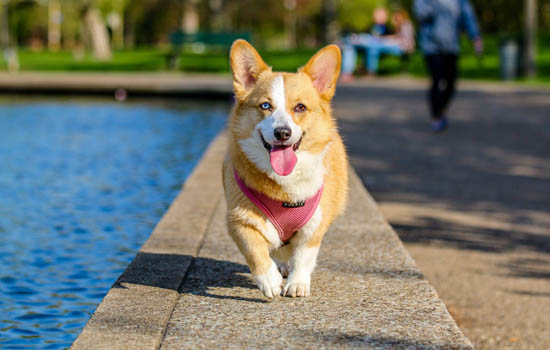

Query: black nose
[[274, 127, 292, 141]]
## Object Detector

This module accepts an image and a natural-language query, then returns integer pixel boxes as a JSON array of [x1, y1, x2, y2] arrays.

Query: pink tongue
[[269, 146, 297, 176]]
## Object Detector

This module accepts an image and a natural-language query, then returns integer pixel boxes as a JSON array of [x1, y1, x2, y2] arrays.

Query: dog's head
[[229, 40, 341, 178]]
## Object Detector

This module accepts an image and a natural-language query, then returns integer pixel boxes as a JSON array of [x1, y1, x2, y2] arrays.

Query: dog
[[222, 40, 349, 298]]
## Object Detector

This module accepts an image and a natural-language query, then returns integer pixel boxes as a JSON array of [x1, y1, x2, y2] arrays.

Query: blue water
[[0, 98, 228, 349]]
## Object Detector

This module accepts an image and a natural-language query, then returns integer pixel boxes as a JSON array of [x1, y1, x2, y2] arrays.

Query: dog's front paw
[[283, 274, 311, 297], [254, 263, 283, 299]]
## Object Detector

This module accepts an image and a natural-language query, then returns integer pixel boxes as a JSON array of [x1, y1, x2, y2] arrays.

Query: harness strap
[[233, 168, 323, 243]]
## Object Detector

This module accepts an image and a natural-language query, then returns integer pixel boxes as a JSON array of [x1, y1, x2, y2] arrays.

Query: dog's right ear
[[230, 40, 270, 100]]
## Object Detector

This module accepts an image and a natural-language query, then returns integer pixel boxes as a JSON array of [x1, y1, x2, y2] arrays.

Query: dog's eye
[[294, 103, 307, 113], [259, 102, 272, 111]]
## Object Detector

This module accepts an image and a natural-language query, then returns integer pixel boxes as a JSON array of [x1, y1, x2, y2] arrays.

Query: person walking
[[413, 0, 483, 132]]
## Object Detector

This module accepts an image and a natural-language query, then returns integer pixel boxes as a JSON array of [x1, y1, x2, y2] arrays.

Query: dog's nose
[[274, 127, 292, 142]]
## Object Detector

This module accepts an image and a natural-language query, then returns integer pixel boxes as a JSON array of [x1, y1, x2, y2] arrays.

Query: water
[[0, 97, 228, 349]]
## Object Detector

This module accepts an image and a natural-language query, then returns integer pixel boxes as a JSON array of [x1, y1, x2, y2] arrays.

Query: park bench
[[351, 47, 412, 76], [167, 31, 252, 70]]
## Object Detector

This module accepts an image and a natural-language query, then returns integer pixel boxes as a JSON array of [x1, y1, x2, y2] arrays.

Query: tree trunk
[[83, 6, 112, 60], [48, 0, 62, 51], [124, 18, 135, 49], [0, 2, 9, 49], [1, 1, 18, 72], [209, 0, 224, 31], [323, 0, 338, 44], [182, 0, 199, 34], [110, 0, 124, 50], [284, 0, 297, 49], [524, 0, 537, 78]]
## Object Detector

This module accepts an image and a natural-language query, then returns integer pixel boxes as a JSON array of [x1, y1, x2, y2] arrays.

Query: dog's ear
[[301, 45, 341, 100], [230, 40, 270, 100]]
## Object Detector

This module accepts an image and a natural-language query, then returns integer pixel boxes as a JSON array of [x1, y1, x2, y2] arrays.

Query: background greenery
[[2, 35, 550, 83], [1, 0, 550, 82]]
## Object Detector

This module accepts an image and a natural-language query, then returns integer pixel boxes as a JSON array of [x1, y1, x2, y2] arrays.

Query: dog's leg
[[283, 244, 320, 297], [283, 207, 326, 297], [271, 245, 292, 277], [229, 225, 283, 299]]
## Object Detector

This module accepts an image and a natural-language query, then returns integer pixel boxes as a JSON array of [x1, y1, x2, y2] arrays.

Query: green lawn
[[375, 35, 550, 83], [1, 35, 550, 83], [0, 47, 318, 73]]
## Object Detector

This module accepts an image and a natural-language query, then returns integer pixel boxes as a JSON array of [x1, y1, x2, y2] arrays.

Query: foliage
[[124, 0, 181, 45], [389, 0, 550, 35], [2, 35, 550, 84], [8, 1, 47, 46], [338, 0, 388, 32], [470, 0, 550, 34], [2, 0, 550, 52]]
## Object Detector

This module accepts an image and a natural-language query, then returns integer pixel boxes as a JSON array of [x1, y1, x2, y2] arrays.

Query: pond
[[0, 97, 229, 349]]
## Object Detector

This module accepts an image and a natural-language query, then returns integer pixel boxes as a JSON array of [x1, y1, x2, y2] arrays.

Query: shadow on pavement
[[503, 289, 550, 298], [113, 252, 265, 303], [499, 257, 550, 279], [336, 85, 550, 279], [301, 330, 470, 350], [393, 219, 550, 254]]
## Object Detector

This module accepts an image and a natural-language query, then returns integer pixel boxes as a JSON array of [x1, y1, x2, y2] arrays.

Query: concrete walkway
[[335, 79, 550, 350], [72, 133, 472, 350]]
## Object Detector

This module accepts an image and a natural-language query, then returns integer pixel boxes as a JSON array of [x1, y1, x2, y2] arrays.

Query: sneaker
[[431, 117, 448, 132]]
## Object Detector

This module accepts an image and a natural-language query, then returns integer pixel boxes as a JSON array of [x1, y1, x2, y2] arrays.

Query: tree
[[338, 0, 388, 32], [322, 0, 338, 44], [81, 1, 111, 59], [48, 0, 61, 51], [0, 0, 9, 49], [524, 0, 537, 77]]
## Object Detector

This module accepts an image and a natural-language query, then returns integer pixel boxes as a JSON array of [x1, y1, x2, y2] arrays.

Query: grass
[[1, 35, 550, 84], [0, 49, 168, 72], [0, 47, 318, 73], [376, 34, 550, 83]]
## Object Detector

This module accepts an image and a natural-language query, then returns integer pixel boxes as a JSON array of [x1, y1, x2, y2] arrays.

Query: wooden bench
[[167, 31, 252, 70]]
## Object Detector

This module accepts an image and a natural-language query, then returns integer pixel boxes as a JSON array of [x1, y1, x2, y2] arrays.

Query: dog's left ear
[[301, 45, 341, 100]]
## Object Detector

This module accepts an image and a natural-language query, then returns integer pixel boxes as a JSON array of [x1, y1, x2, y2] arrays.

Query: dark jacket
[[414, 0, 480, 54]]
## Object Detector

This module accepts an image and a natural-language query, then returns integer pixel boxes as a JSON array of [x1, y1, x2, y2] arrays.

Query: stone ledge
[[0, 72, 233, 97], [72, 132, 473, 350]]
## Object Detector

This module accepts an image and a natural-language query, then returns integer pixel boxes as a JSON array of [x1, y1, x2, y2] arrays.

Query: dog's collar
[[233, 168, 323, 243]]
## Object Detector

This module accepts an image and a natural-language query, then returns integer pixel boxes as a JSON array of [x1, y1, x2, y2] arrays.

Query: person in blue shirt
[[413, 0, 483, 132]]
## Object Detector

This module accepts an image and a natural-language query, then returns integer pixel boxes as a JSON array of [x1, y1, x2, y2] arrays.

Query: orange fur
[[223, 40, 349, 297]]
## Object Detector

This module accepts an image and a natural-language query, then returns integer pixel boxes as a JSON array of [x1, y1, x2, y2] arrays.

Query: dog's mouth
[[259, 131, 303, 152], [259, 131, 303, 176]]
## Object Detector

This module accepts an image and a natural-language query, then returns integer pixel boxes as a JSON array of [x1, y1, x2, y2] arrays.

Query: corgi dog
[[222, 40, 348, 299]]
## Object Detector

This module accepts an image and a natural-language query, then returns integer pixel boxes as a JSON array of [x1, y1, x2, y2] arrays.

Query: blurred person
[[371, 7, 391, 37], [414, 0, 483, 132], [340, 7, 391, 81], [341, 9, 415, 81]]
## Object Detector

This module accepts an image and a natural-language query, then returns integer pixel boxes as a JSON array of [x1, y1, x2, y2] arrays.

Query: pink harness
[[233, 169, 323, 243]]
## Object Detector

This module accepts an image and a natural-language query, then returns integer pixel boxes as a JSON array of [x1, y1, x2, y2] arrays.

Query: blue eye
[[260, 102, 272, 111]]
